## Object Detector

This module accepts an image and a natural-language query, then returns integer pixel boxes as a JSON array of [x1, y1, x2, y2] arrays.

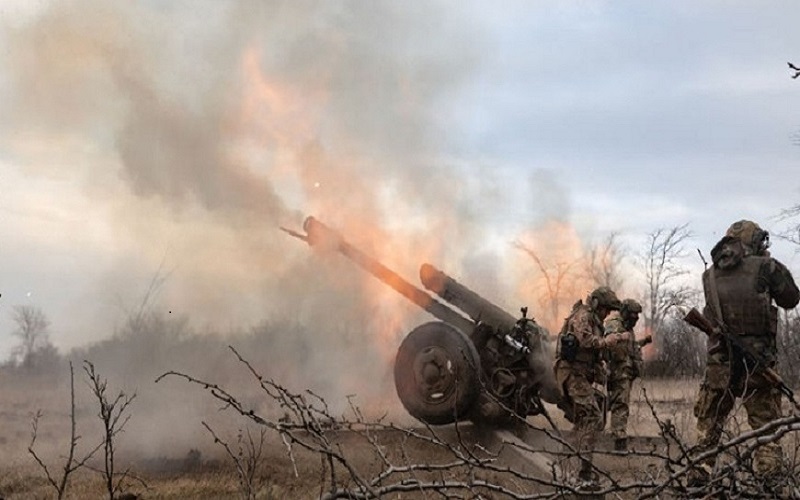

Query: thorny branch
[[28, 362, 103, 500], [84, 360, 137, 499], [202, 422, 266, 500], [158, 345, 800, 499]]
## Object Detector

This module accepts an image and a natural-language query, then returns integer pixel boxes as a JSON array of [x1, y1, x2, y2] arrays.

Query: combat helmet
[[726, 220, 770, 255], [620, 299, 642, 315], [588, 286, 622, 311], [620, 299, 642, 328]]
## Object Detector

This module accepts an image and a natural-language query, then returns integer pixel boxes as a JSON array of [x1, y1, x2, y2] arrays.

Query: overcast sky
[[1, 1, 799, 360]]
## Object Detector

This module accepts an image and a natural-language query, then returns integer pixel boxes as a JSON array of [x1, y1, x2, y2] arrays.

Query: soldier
[[688, 220, 799, 490], [555, 286, 629, 485], [604, 299, 646, 451]]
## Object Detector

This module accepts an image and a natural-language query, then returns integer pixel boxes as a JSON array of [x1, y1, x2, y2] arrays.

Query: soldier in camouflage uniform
[[555, 286, 629, 484], [604, 299, 644, 451], [689, 220, 799, 488]]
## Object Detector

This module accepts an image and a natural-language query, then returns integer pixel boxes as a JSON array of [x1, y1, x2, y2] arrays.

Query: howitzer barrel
[[419, 263, 517, 329], [302, 217, 475, 334]]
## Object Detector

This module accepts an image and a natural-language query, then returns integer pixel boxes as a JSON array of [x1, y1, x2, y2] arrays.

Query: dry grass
[[2, 373, 798, 499]]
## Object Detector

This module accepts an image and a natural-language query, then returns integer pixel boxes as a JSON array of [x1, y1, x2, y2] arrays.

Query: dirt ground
[[0, 374, 706, 499]]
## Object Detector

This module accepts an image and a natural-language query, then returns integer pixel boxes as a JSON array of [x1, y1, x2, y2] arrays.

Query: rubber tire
[[394, 321, 481, 425]]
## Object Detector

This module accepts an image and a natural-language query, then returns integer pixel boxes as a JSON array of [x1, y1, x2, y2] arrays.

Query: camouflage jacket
[[556, 301, 607, 372], [604, 315, 642, 379]]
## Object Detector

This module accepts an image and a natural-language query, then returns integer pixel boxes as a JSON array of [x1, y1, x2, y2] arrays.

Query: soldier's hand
[[603, 331, 631, 347]]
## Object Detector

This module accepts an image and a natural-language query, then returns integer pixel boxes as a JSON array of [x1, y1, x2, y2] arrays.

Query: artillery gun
[[283, 216, 560, 426]]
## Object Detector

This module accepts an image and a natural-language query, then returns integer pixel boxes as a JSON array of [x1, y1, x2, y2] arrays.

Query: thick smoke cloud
[[0, 1, 482, 325], [0, 0, 500, 434]]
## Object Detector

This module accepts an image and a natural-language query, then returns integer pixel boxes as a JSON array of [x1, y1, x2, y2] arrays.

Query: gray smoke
[[0, 0, 501, 457]]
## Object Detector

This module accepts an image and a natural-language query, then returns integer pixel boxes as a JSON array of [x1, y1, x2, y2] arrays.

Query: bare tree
[[637, 224, 696, 336], [11, 305, 52, 368], [777, 204, 800, 246], [777, 308, 800, 387], [514, 241, 582, 330], [585, 232, 625, 291], [28, 362, 102, 499], [84, 360, 137, 500]]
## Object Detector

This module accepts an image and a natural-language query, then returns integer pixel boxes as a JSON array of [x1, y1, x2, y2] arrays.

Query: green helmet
[[620, 298, 642, 329], [725, 220, 770, 255], [588, 286, 621, 311], [620, 299, 642, 315]]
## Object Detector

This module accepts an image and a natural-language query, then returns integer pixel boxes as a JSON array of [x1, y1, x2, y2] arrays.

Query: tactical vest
[[704, 256, 774, 337], [558, 305, 601, 366]]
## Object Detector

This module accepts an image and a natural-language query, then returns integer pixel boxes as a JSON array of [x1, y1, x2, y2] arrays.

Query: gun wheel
[[394, 321, 481, 425]]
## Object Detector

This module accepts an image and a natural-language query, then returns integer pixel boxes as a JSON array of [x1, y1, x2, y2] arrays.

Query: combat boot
[[685, 464, 711, 490], [758, 472, 796, 499], [576, 465, 601, 493]]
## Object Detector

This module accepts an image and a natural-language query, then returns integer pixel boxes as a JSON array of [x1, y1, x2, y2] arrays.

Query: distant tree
[[514, 241, 581, 330], [643, 314, 706, 378], [585, 232, 624, 291], [634, 224, 707, 376], [637, 224, 696, 336], [777, 309, 800, 387], [777, 204, 800, 246], [11, 305, 54, 369]]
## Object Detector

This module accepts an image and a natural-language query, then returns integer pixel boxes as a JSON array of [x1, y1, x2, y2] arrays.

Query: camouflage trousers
[[693, 361, 783, 477], [556, 362, 604, 473], [608, 375, 633, 440]]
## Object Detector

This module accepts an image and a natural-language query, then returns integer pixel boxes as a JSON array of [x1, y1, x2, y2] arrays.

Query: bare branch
[[84, 360, 138, 499], [156, 343, 800, 498], [28, 362, 102, 499]]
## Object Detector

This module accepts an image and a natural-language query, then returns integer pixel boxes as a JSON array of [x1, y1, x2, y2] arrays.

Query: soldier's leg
[[692, 363, 735, 477], [608, 376, 632, 440], [564, 372, 603, 480], [742, 377, 783, 479], [555, 363, 575, 423]]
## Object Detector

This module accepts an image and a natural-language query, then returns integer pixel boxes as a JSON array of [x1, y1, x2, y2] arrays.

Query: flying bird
[[788, 61, 800, 79]]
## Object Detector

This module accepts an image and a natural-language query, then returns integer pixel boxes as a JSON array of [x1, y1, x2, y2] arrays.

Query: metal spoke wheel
[[394, 321, 481, 425]]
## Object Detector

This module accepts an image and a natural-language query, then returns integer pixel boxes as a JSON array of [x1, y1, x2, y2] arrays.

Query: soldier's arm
[[573, 309, 626, 350], [766, 259, 800, 309], [570, 310, 604, 350], [604, 317, 625, 335]]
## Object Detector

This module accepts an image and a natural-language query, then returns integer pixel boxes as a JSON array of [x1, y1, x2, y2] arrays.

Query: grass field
[[2, 370, 799, 499], [0, 373, 707, 499]]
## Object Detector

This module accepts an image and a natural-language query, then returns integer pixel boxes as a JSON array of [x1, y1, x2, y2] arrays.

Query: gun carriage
[[284, 216, 560, 425]]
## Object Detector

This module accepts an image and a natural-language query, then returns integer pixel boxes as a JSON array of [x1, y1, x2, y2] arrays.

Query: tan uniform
[[555, 302, 608, 473], [604, 315, 642, 440], [693, 237, 799, 479]]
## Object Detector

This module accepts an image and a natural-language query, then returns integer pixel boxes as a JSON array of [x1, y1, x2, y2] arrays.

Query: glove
[[602, 331, 631, 348]]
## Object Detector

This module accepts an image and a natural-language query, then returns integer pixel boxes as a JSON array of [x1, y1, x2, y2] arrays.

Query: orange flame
[[238, 44, 449, 377], [513, 220, 602, 333]]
